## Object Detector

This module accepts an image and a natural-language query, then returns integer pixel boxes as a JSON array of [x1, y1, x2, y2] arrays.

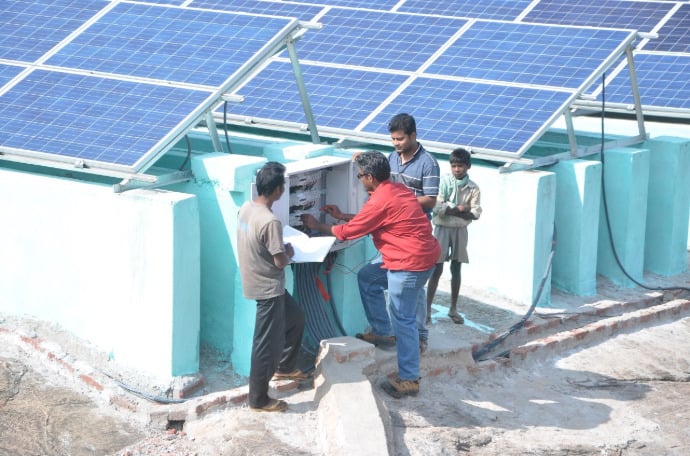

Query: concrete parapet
[[315, 337, 390, 456]]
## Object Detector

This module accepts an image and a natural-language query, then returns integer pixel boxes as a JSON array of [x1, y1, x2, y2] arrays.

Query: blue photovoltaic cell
[[230, 61, 408, 130], [277, 0, 399, 9], [522, 0, 674, 33], [0, 64, 25, 87], [138, 0, 186, 5], [293, 9, 469, 71], [45, 2, 294, 86], [0, 70, 211, 167], [427, 21, 634, 88], [603, 53, 690, 110], [398, 0, 532, 20], [191, 0, 324, 20], [363, 78, 572, 154], [0, 0, 105, 62], [642, 4, 690, 53]]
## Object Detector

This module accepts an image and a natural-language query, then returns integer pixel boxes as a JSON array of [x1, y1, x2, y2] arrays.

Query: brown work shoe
[[356, 332, 396, 347], [381, 377, 420, 398]]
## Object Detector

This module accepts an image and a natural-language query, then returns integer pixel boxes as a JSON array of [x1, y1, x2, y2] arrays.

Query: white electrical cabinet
[[255, 155, 368, 251]]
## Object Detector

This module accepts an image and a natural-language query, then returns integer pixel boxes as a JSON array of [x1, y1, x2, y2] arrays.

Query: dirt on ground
[[2, 289, 690, 455]]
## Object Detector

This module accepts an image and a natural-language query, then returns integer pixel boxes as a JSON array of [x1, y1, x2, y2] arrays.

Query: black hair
[[255, 161, 286, 196], [387, 113, 416, 136], [355, 151, 390, 182], [449, 148, 471, 167]]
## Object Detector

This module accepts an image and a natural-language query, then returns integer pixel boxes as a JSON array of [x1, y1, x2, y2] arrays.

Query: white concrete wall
[[450, 163, 557, 307], [0, 168, 200, 383]]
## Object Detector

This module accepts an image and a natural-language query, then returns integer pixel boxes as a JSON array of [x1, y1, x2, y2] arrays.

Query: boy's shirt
[[431, 173, 482, 228]]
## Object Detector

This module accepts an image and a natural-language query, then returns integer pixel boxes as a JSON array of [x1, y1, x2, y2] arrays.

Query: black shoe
[[419, 338, 428, 354]]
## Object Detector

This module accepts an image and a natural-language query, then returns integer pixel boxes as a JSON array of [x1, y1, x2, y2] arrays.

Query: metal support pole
[[286, 40, 320, 144]]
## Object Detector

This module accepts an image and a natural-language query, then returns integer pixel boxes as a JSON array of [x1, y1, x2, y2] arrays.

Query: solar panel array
[[220, 5, 636, 157], [0, 0, 302, 176], [1, 0, 688, 177]]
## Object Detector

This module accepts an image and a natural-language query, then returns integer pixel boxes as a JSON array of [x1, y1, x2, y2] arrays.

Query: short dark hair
[[256, 161, 286, 196], [387, 113, 416, 136], [449, 148, 471, 167], [355, 151, 390, 182]]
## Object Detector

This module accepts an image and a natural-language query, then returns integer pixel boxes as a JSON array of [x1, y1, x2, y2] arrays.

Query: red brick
[[426, 366, 452, 378], [79, 374, 104, 391], [110, 395, 139, 413]]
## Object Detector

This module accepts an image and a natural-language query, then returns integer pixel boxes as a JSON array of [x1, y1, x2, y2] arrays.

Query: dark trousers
[[248, 291, 305, 408]]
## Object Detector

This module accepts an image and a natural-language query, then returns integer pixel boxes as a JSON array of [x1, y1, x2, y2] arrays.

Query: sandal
[[449, 313, 464, 325], [250, 399, 288, 412], [272, 369, 312, 381]]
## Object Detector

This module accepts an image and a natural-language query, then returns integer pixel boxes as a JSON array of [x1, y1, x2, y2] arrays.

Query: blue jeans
[[357, 262, 429, 340], [387, 268, 435, 380]]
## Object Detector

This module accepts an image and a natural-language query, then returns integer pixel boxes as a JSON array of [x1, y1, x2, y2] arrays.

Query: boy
[[426, 148, 482, 325]]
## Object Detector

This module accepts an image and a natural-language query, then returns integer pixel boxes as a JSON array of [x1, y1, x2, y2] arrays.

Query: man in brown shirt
[[237, 161, 308, 412]]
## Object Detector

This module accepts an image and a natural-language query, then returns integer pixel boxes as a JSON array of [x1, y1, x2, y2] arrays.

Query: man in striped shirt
[[357, 113, 440, 353]]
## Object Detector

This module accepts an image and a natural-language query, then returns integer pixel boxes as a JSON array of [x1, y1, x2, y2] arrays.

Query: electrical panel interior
[[270, 155, 367, 251]]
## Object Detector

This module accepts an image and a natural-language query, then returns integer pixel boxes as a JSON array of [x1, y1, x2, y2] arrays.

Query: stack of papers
[[283, 225, 336, 263]]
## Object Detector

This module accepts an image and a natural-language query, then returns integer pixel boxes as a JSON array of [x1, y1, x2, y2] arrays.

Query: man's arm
[[273, 243, 294, 268], [417, 194, 437, 210]]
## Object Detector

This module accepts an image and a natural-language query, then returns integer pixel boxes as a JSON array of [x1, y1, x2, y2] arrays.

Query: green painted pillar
[[546, 159, 602, 296], [597, 147, 650, 287], [644, 136, 690, 276]]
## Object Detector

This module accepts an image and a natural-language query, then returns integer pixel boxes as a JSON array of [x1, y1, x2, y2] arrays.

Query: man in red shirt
[[301, 151, 440, 398]]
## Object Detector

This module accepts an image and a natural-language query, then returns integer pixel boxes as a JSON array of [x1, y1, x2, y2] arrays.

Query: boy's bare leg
[[448, 261, 464, 324], [425, 263, 444, 325]]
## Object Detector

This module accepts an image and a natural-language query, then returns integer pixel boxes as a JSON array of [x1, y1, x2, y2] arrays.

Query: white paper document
[[283, 225, 336, 263]]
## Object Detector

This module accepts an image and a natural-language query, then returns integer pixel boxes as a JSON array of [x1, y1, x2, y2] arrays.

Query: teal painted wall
[[545, 160, 602, 296], [597, 147, 651, 287], [3, 128, 689, 381], [0, 168, 200, 383], [457, 164, 557, 308], [644, 136, 690, 275]]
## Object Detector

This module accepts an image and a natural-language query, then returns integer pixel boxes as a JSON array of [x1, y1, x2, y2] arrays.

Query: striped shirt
[[388, 143, 440, 216]]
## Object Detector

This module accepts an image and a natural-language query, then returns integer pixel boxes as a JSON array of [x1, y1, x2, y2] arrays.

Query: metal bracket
[[113, 169, 193, 193]]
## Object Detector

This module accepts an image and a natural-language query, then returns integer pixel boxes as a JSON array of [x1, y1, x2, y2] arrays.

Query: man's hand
[[321, 204, 344, 220], [301, 214, 318, 229], [284, 242, 294, 258]]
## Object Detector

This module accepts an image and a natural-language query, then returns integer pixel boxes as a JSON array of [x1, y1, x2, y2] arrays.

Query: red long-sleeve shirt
[[332, 180, 440, 271]]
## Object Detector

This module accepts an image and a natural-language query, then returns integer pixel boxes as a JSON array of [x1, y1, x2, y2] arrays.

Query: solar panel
[[280, 0, 400, 9], [0, 64, 25, 87], [426, 21, 635, 88], [0, 70, 211, 168], [0, 0, 306, 178], [397, 0, 532, 20], [602, 52, 690, 111], [362, 78, 574, 155], [4, 0, 686, 175], [0, 0, 105, 63], [45, 2, 298, 86], [231, 60, 408, 130], [291, 9, 469, 71], [190, 0, 324, 20], [642, 3, 690, 53], [224, 17, 636, 158], [522, 0, 674, 32]]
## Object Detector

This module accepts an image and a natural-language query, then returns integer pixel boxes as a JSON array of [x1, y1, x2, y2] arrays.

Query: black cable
[[178, 134, 192, 171], [98, 368, 186, 404], [599, 73, 690, 293], [294, 262, 346, 355], [323, 251, 348, 336], [472, 227, 557, 362], [223, 101, 232, 154]]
